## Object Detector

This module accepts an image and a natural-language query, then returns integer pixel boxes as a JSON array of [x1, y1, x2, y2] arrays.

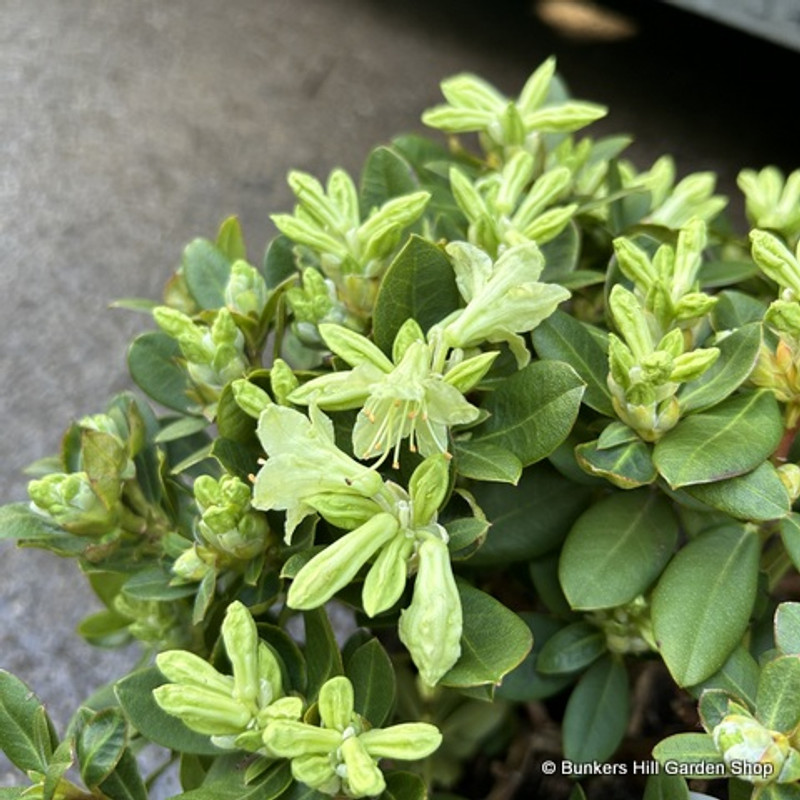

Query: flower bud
[[224, 260, 269, 318], [232, 379, 273, 419], [670, 347, 720, 383], [443, 350, 499, 393], [674, 292, 718, 322], [305, 493, 382, 530], [408, 455, 451, 527], [172, 547, 213, 582], [319, 676, 356, 732], [609, 285, 653, 361], [28, 472, 117, 536], [291, 754, 341, 795], [613, 237, 657, 290], [222, 601, 259, 709], [152, 684, 252, 736], [155, 650, 234, 695], [778, 464, 800, 501], [362, 534, 413, 617], [359, 722, 443, 760], [262, 720, 341, 758], [713, 713, 790, 785], [398, 536, 462, 686], [341, 736, 386, 798], [287, 513, 399, 610]]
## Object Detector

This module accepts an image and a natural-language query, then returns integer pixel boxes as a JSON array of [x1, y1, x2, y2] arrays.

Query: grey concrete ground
[[1, 0, 798, 793]]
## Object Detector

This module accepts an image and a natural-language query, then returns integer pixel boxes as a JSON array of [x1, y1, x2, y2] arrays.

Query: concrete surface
[[1, 0, 798, 793]]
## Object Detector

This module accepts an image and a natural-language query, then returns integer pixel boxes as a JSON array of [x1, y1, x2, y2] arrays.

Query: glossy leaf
[[531, 309, 614, 416], [345, 638, 396, 727], [496, 613, 574, 701], [304, 608, 344, 702], [652, 734, 725, 779], [678, 323, 762, 413], [373, 235, 460, 354], [775, 602, 800, 655], [128, 331, 196, 414], [468, 463, 592, 565], [653, 390, 783, 488], [685, 461, 791, 522], [652, 525, 760, 686], [182, 238, 232, 310], [76, 708, 127, 788], [440, 582, 532, 690], [360, 146, 419, 213], [0, 671, 57, 773], [575, 438, 656, 488], [96, 748, 148, 800], [114, 668, 222, 755], [471, 360, 585, 466], [536, 621, 606, 675], [643, 772, 690, 800], [562, 655, 629, 764], [453, 441, 522, 485], [168, 761, 292, 800], [755, 655, 800, 732], [689, 644, 759, 708], [560, 490, 678, 610]]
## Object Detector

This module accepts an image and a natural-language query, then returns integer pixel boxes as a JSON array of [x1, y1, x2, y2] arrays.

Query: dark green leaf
[[685, 461, 790, 521], [642, 772, 689, 800], [698, 689, 736, 730], [698, 259, 759, 288], [652, 733, 724, 778], [468, 463, 592, 566], [532, 309, 614, 416], [115, 668, 222, 755], [539, 222, 580, 281], [536, 622, 607, 675], [168, 761, 292, 800], [689, 644, 759, 708], [562, 655, 629, 763], [382, 771, 427, 800], [711, 291, 767, 330], [372, 235, 460, 354], [453, 441, 522, 484], [678, 323, 762, 413], [575, 438, 656, 488], [122, 566, 196, 601], [76, 610, 132, 648], [0, 503, 86, 556], [360, 146, 418, 214], [345, 638, 396, 727], [755, 655, 800, 731], [652, 525, 760, 686], [263, 234, 297, 289], [472, 361, 585, 467], [0, 670, 56, 773], [211, 437, 262, 482], [560, 490, 678, 610], [495, 613, 574, 701], [304, 608, 344, 702], [42, 739, 74, 800], [76, 708, 127, 788], [775, 602, 800, 655], [96, 748, 148, 800], [128, 332, 196, 414], [155, 417, 210, 444], [182, 238, 232, 310], [216, 216, 247, 262], [440, 582, 532, 689], [652, 390, 783, 488]]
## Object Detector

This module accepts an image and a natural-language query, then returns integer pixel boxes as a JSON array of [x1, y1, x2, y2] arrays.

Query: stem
[[773, 424, 799, 464]]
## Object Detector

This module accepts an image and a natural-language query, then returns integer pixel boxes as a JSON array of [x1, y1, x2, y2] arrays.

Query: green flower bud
[[513, 166, 572, 230], [607, 334, 636, 390], [256, 696, 305, 728], [408, 455, 451, 527], [288, 171, 342, 230], [674, 292, 718, 321], [155, 650, 234, 695], [443, 350, 498, 393], [672, 217, 707, 293], [287, 513, 400, 610], [713, 713, 789, 785], [304, 493, 383, 530], [398, 536, 462, 686], [777, 464, 800, 502], [291, 754, 341, 795], [519, 204, 578, 245], [319, 675, 356, 732], [751, 229, 800, 297], [450, 167, 489, 223], [268, 360, 300, 408], [224, 260, 269, 318], [613, 237, 657, 290], [340, 736, 386, 798], [392, 318, 426, 364], [656, 328, 685, 358], [222, 601, 260, 709], [356, 192, 431, 260], [766, 300, 800, 338], [362, 533, 413, 617], [670, 348, 720, 383], [262, 720, 341, 758], [28, 472, 117, 536], [152, 684, 252, 736], [359, 722, 443, 760], [172, 547, 213, 582], [640, 352, 674, 385], [609, 285, 653, 361], [495, 151, 535, 216], [232, 379, 273, 419]]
